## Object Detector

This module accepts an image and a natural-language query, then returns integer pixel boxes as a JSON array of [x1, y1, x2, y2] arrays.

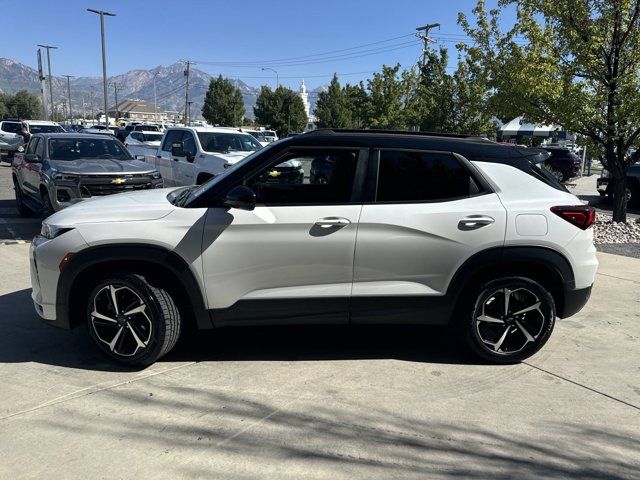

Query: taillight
[[550, 205, 595, 230]]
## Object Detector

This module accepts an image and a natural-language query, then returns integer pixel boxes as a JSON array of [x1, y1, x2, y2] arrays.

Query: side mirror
[[24, 153, 41, 163], [171, 141, 185, 157], [224, 185, 256, 211], [17, 145, 25, 153]]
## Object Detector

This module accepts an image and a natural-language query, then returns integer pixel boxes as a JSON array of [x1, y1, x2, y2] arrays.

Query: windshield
[[48, 138, 133, 161], [141, 133, 164, 142], [135, 125, 160, 131], [263, 131, 276, 137], [29, 124, 65, 134], [249, 132, 267, 141], [197, 132, 262, 153]]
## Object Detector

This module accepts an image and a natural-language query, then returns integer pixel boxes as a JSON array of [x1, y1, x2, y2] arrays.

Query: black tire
[[86, 273, 182, 366], [41, 189, 55, 218], [628, 184, 639, 209], [13, 179, 33, 217], [462, 277, 555, 363], [552, 169, 566, 183]]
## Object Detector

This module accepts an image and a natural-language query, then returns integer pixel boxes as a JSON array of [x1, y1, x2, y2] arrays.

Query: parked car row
[[0, 120, 65, 160]]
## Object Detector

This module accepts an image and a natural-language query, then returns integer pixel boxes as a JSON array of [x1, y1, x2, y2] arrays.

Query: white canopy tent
[[498, 116, 567, 139]]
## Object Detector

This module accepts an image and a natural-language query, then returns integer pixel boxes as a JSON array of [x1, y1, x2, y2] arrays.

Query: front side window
[[197, 132, 262, 153], [182, 132, 197, 157], [26, 137, 39, 154], [161, 130, 184, 152], [377, 150, 479, 202], [35, 138, 44, 158], [48, 138, 133, 161], [246, 149, 359, 205]]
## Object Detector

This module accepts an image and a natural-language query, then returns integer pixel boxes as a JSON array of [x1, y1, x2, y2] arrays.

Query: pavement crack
[[596, 271, 640, 284], [523, 362, 640, 411], [0, 361, 198, 421]]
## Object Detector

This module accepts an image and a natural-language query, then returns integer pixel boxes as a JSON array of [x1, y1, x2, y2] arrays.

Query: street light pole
[[109, 82, 119, 123], [88, 8, 116, 126], [261, 67, 279, 89], [63, 75, 74, 122], [37, 44, 57, 120], [153, 73, 158, 124]]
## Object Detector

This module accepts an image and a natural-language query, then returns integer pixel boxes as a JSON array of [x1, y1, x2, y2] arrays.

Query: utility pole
[[110, 82, 119, 123], [153, 73, 158, 124], [82, 95, 86, 121], [415, 23, 440, 66], [63, 75, 74, 122], [37, 44, 58, 120], [88, 8, 116, 126], [36, 48, 48, 120], [187, 101, 194, 125], [183, 60, 194, 126]]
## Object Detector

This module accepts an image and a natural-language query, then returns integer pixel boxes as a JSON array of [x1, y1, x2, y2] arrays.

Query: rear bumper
[[559, 285, 592, 318]]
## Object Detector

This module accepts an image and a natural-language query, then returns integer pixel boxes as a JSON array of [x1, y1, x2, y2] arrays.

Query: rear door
[[352, 149, 506, 322]]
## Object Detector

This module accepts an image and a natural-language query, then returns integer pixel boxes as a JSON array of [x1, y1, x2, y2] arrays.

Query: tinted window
[[26, 137, 39, 154], [28, 124, 65, 134], [1, 122, 22, 134], [48, 138, 132, 161], [197, 132, 261, 152], [377, 150, 478, 202], [182, 132, 197, 157], [246, 150, 358, 205], [161, 130, 184, 152], [142, 133, 163, 142], [35, 138, 44, 158]]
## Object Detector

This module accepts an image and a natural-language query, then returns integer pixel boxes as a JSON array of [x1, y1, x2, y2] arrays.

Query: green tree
[[0, 90, 41, 120], [253, 86, 307, 136], [460, 0, 640, 221], [367, 64, 406, 129], [201, 75, 245, 126], [314, 74, 352, 128], [344, 82, 371, 128]]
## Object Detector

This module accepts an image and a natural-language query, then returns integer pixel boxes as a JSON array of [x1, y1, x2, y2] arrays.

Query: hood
[[46, 187, 179, 226], [202, 150, 253, 164], [49, 158, 156, 175]]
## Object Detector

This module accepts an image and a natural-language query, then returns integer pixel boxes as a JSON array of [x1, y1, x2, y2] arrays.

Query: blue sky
[[1, 0, 514, 89]]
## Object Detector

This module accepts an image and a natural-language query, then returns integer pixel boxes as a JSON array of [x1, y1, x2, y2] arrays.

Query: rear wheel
[[13, 179, 33, 216], [86, 273, 182, 366], [628, 184, 639, 208], [552, 169, 566, 183], [463, 277, 556, 363]]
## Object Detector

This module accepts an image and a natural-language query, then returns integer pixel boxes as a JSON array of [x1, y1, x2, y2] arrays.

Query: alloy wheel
[[474, 287, 546, 355], [89, 284, 153, 357]]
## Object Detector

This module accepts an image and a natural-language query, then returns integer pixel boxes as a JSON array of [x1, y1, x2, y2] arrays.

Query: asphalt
[[0, 162, 639, 479]]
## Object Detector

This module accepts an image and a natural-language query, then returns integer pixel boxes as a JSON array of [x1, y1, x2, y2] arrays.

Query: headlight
[[53, 173, 79, 181], [150, 171, 161, 179], [40, 222, 71, 239]]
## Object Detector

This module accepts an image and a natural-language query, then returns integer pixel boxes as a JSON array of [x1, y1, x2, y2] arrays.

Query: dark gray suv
[[12, 133, 163, 216]]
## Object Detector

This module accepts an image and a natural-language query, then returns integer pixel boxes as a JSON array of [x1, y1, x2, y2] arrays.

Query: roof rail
[[304, 128, 479, 139]]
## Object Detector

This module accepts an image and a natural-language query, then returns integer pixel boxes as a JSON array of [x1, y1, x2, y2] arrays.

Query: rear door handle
[[315, 217, 351, 227], [459, 215, 495, 230]]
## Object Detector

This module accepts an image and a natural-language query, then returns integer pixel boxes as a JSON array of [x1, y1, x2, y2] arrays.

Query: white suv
[[30, 130, 598, 366]]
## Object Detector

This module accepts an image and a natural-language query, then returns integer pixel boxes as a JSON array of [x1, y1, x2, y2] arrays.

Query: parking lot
[[0, 161, 638, 479]]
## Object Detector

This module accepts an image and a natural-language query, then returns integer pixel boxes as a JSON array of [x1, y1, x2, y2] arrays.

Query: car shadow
[[577, 193, 640, 216], [0, 288, 479, 372]]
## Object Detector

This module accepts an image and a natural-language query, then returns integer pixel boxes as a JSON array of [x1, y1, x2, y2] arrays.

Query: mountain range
[[0, 58, 324, 120]]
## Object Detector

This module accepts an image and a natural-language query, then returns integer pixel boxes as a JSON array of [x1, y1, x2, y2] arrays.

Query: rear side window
[[161, 130, 184, 152], [1, 122, 22, 134], [376, 150, 479, 202]]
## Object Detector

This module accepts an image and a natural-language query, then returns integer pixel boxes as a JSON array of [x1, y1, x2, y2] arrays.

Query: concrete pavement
[[0, 241, 639, 479]]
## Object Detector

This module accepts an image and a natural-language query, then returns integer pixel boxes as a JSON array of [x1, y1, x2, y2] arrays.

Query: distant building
[[107, 99, 181, 123], [298, 80, 316, 132]]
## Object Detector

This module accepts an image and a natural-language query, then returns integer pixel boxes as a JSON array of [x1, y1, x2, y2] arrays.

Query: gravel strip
[[596, 243, 640, 259], [592, 213, 640, 244]]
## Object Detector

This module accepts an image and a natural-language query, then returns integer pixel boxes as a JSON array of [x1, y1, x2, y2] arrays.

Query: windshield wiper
[[175, 185, 198, 206]]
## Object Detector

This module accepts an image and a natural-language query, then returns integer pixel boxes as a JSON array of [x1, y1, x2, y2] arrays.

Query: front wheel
[[14, 180, 33, 216], [463, 277, 556, 363], [552, 169, 566, 183], [86, 273, 182, 366]]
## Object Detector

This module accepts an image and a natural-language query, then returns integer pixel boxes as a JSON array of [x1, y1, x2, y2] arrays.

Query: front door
[[173, 130, 197, 185], [352, 149, 507, 323], [201, 147, 366, 325], [156, 130, 184, 186]]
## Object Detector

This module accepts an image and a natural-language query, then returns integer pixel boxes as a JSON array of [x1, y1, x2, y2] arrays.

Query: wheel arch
[[57, 244, 212, 331], [448, 246, 575, 320]]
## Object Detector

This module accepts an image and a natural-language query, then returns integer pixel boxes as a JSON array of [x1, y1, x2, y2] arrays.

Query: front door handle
[[315, 217, 351, 227], [459, 215, 495, 230]]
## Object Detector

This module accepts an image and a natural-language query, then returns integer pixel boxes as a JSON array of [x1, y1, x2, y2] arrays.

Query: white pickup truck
[[144, 126, 264, 186]]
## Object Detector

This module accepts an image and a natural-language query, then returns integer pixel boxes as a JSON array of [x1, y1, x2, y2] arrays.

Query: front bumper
[[30, 229, 88, 329]]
